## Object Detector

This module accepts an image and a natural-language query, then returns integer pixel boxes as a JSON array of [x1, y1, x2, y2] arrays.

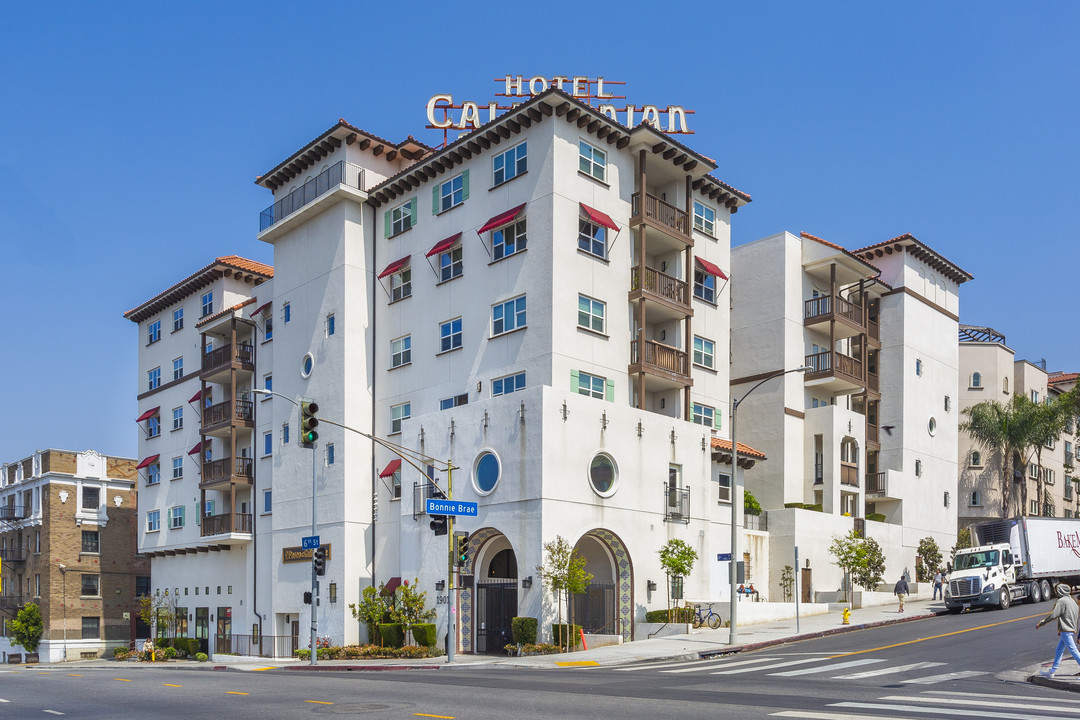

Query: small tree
[[658, 538, 698, 618], [829, 530, 886, 600], [743, 490, 762, 516], [11, 602, 44, 654], [390, 578, 436, 646], [780, 565, 795, 603], [537, 535, 593, 651], [916, 537, 943, 582], [350, 584, 391, 644], [137, 594, 175, 642], [950, 527, 972, 561]]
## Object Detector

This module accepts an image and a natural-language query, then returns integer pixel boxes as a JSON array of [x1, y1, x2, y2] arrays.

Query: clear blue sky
[[2, 2, 1077, 461]]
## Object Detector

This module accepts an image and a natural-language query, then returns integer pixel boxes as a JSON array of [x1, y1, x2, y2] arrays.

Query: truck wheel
[[998, 587, 1011, 610], [1040, 579, 1053, 600], [1029, 582, 1042, 604]]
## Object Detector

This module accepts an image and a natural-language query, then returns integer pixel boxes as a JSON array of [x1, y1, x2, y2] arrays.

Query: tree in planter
[[780, 565, 795, 603], [536, 535, 593, 652], [658, 538, 698, 620], [916, 537, 943, 582], [350, 584, 391, 645], [743, 490, 762, 516], [828, 530, 886, 602], [11, 602, 44, 654], [137, 594, 176, 646], [390, 579, 435, 647]]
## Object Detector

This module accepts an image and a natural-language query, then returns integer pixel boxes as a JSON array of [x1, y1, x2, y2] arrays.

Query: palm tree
[[960, 395, 1038, 517], [1028, 397, 1068, 516]]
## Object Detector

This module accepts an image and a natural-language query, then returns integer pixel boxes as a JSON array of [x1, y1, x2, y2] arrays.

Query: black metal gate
[[475, 579, 517, 654], [571, 583, 616, 634]]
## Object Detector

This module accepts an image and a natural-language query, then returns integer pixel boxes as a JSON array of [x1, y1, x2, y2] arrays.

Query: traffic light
[[429, 515, 448, 536], [303, 591, 312, 605], [313, 547, 326, 576], [300, 399, 319, 448], [454, 530, 470, 567]]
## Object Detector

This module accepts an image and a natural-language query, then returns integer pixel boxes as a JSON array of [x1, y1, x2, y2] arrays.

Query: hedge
[[645, 607, 694, 623], [511, 617, 538, 645], [866, 512, 886, 522], [551, 624, 582, 647], [411, 623, 437, 647], [378, 623, 405, 648]]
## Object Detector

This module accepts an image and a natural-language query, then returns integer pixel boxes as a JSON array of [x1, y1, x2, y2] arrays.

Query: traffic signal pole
[[310, 441, 318, 666], [447, 464, 455, 664]]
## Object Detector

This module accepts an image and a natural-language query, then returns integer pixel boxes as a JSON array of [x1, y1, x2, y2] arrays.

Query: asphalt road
[[2, 603, 1077, 719]]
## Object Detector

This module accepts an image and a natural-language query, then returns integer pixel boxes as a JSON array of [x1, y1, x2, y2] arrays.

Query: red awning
[[696, 257, 728, 280], [380, 576, 402, 596], [477, 203, 526, 234], [136, 454, 160, 470], [188, 389, 203, 404], [425, 232, 462, 258], [580, 203, 619, 232], [188, 441, 207, 456], [248, 301, 271, 317], [377, 255, 411, 279], [379, 459, 402, 478], [136, 407, 160, 422]]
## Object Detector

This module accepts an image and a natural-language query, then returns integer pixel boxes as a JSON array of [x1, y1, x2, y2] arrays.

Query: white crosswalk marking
[[769, 659, 885, 677], [900, 670, 987, 684], [772, 712, 886, 720], [662, 656, 780, 674], [712, 657, 829, 674], [832, 661, 945, 679], [881, 695, 1080, 714], [927, 690, 1080, 705], [613, 658, 717, 672], [829, 701, 1068, 719]]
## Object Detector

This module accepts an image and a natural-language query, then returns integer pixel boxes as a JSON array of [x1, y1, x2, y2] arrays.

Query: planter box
[[25, 653, 39, 664], [7, 654, 21, 664]]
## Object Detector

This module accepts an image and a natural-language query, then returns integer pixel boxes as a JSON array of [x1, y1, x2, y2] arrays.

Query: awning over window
[[696, 257, 728, 280], [477, 203, 526, 234], [188, 389, 203, 404], [377, 255, 411, 279], [188, 441, 208, 456], [379, 459, 402, 478], [425, 232, 462, 258], [248, 301, 271, 317], [380, 576, 402, 596], [136, 407, 160, 422], [580, 203, 619, 232], [136, 454, 160, 470]]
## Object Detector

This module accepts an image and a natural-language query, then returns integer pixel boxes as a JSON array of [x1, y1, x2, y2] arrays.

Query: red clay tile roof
[[1048, 372, 1079, 385], [124, 256, 273, 323], [216, 255, 274, 276], [196, 297, 257, 328], [853, 233, 973, 284], [800, 232, 883, 276], [711, 437, 767, 460]]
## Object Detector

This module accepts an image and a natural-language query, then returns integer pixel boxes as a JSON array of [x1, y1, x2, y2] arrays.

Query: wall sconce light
[[670, 428, 677, 445], [483, 410, 489, 430], [450, 419, 456, 439], [329, 582, 338, 603], [561, 401, 570, 421], [285, 615, 290, 624], [522, 576, 533, 589], [647, 580, 657, 592], [519, 401, 526, 424], [435, 580, 445, 591], [637, 420, 643, 437], [601, 411, 608, 431], [701, 436, 708, 452]]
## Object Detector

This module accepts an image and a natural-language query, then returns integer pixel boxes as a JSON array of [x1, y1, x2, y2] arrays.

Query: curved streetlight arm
[[733, 365, 814, 410]]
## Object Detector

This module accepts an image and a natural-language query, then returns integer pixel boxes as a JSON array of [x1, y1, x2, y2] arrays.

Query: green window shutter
[[714, 412, 722, 430], [570, 370, 580, 394], [461, 169, 470, 201], [384, 209, 391, 238], [433, 184, 440, 214], [408, 197, 418, 226], [195, 504, 200, 525], [605, 378, 615, 402]]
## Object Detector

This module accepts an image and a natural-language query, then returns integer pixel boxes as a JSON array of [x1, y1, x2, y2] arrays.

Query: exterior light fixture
[[521, 576, 533, 589]]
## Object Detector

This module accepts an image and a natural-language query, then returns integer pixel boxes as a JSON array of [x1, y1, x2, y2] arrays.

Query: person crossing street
[[1036, 584, 1080, 679]]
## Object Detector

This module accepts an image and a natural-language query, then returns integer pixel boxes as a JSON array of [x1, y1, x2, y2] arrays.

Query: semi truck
[[945, 516, 1080, 612]]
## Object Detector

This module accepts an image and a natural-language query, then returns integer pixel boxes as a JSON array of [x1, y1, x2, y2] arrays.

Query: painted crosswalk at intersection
[[772, 689, 1080, 719]]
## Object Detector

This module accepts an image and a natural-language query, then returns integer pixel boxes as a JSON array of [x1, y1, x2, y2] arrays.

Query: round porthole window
[[301, 352, 314, 378], [474, 451, 500, 495], [589, 453, 618, 497], [928, 417, 937, 436]]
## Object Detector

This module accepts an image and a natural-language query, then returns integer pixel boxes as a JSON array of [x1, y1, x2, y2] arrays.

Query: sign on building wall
[[282, 544, 332, 564]]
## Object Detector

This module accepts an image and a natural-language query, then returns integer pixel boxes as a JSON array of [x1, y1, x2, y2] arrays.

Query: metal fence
[[260, 161, 365, 231], [214, 633, 298, 658]]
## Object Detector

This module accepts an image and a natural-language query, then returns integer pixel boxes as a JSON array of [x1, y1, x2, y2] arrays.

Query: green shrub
[[644, 607, 694, 623], [113, 647, 130, 661], [194, 652, 208, 662], [154, 638, 170, 649], [162, 647, 178, 660], [784, 502, 805, 509], [295, 649, 311, 660], [551, 624, 583, 647], [806, 503, 823, 512], [866, 512, 886, 522], [511, 617, 538, 645], [378, 623, 405, 648], [317, 646, 341, 660], [411, 623, 437, 647]]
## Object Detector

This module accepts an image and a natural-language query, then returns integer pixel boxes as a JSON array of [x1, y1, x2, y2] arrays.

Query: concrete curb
[[284, 663, 443, 672], [1029, 673, 1080, 692]]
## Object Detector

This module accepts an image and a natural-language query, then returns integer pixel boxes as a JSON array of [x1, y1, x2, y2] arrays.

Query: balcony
[[0, 548, 27, 563], [866, 472, 887, 498], [804, 350, 864, 393], [259, 160, 366, 232], [201, 399, 255, 436], [200, 457, 254, 489], [0, 505, 29, 523], [804, 295, 865, 338], [840, 462, 859, 487], [201, 342, 255, 381], [866, 422, 880, 447], [630, 339, 691, 389], [630, 266, 692, 319], [200, 512, 252, 538], [665, 485, 690, 524], [630, 192, 692, 247], [0, 595, 25, 610], [867, 317, 881, 348]]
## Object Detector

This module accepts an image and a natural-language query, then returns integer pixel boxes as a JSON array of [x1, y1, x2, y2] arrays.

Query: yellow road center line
[[67, 674, 84, 677], [163, 684, 182, 688], [226, 691, 248, 695], [114, 678, 132, 682], [306, 700, 334, 705], [251, 667, 276, 671], [829, 611, 1044, 659], [415, 714, 456, 719], [555, 660, 599, 667]]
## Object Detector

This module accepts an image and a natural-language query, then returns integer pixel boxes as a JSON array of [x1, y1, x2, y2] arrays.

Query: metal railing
[[0, 548, 27, 562], [260, 161, 366, 231], [631, 339, 689, 377], [0, 595, 25, 609], [202, 399, 255, 428], [201, 457, 254, 485], [200, 512, 252, 537], [665, 485, 690, 523], [631, 265, 690, 307], [744, 512, 767, 531], [632, 192, 690, 237], [814, 457, 823, 484], [202, 343, 255, 372], [866, 472, 887, 497], [0, 505, 29, 522], [214, 633, 299, 658]]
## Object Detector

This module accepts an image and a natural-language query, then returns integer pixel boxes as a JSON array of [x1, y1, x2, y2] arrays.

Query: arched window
[[970, 372, 982, 388], [970, 490, 981, 506], [971, 451, 982, 467], [1003, 377, 1009, 393]]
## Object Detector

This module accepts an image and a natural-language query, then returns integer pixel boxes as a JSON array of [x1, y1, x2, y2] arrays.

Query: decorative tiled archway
[[457, 526, 503, 654], [579, 528, 633, 641]]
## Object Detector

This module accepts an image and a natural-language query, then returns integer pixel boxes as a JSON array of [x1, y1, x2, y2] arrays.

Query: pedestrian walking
[[1036, 583, 1080, 679], [933, 570, 944, 601], [894, 576, 909, 613]]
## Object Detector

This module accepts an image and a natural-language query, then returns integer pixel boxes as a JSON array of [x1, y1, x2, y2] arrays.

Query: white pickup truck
[[945, 516, 1080, 612]]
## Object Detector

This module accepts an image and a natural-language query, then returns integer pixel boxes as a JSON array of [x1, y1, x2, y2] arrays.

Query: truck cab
[[945, 543, 1016, 612]]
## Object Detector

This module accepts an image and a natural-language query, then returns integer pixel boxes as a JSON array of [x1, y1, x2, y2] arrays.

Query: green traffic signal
[[300, 399, 319, 447]]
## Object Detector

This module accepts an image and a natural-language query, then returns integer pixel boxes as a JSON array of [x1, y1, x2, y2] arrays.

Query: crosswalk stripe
[[712, 657, 829, 674], [881, 695, 1080, 714], [772, 712, 881, 719], [830, 701, 1068, 719], [900, 670, 986, 684], [770, 659, 885, 677], [832, 661, 945, 679], [925, 690, 1080, 705], [662, 656, 779, 674]]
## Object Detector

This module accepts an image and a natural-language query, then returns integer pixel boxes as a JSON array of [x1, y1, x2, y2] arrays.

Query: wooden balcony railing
[[804, 295, 864, 328], [200, 512, 252, 537], [840, 462, 859, 487], [866, 472, 887, 496], [867, 317, 880, 341], [866, 423, 879, 444], [632, 192, 690, 238], [202, 399, 255, 428], [201, 457, 254, 485], [201, 342, 254, 373], [867, 371, 879, 393], [804, 350, 864, 384], [631, 339, 689, 378], [665, 485, 690, 523], [631, 266, 690, 308]]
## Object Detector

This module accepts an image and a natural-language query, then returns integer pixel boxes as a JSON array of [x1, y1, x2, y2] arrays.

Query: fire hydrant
[[842, 607, 851, 625]]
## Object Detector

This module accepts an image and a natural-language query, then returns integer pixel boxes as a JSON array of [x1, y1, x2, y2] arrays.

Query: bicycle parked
[[693, 603, 722, 629]]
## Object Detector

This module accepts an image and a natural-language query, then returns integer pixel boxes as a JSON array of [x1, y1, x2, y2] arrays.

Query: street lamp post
[[728, 366, 811, 646], [58, 564, 67, 662]]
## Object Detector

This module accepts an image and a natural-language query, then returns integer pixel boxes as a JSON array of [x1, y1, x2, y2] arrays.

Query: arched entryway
[[572, 529, 633, 641], [458, 528, 518, 655]]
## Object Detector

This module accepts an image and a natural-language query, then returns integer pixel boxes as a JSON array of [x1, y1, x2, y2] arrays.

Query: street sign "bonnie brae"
[[425, 499, 478, 517]]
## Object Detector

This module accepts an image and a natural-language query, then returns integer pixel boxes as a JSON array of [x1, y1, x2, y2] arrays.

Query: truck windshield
[[954, 550, 999, 570]]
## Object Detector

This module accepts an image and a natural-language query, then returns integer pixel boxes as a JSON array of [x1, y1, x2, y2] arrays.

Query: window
[[81, 574, 100, 597], [173, 356, 184, 380], [493, 141, 526, 185], [970, 490, 981, 506], [391, 267, 412, 301], [148, 319, 161, 344], [391, 336, 412, 368], [589, 453, 617, 496], [1003, 377, 1009, 393], [263, 432, 273, 457], [436, 171, 467, 212], [694, 268, 716, 303], [147, 462, 160, 486], [262, 489, 272, 514], [492, 219, 527, 261], [263, 374, 272, 396], [577, 295, 605, 333], [718, 472, 732, 503], [201, 291, 213, 317], [944, 491, 950, 508], [693, 336, 715, 369], [326, 443, 335, 466], [440, 318, 462, 353], [34, 574, 40, 597], [578, 219, 606, 257], [147, 414, 161, 438], [82, 530, 100, 554], [172, 456, 183, 480], [391, 469, 402, 499], [1031, 499, 1039, 515], [326, 313, 335, 336], [173, 307, 184, 332], [915, 459, 923, 477], [170, 506, 185, 529], [492, 295, 527, 335], [388, 199, 414, 237], [1029, 463, 1040, 479], [282, 423, 290, 445], [916, 359, 923, 376], [944, 395, 951, 412], [172, 407, 183, 431], [301, 352, 314, 377], [148, 367, 161, 391], [283, 302, 291, 324], [439, 245, 463, 282], [264, 315, 273, 341], [474, 451, 500, 494], [579, 141, 606, 181], [492, 372, 526, 397], [692, 403, 715, 427], [1031, 390, 1039, 403], [82, 487, 99, 511], [928, 417, 937, 436], [1045, 468, 1055, 485], [391, 402, 411, 434], [81, 617, 101, 639], [693, 201, 716, 236], [440, 394, 469, 410], [147, 510, 160, 532], [577, 371, 606, 399], [971, 451, 982, 467]]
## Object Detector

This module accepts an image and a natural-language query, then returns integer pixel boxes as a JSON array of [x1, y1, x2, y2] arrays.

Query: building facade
[[0, 449, 147, 662]]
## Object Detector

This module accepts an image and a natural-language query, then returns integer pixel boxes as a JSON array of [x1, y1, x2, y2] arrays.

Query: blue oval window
[[475, 451, 500, 494], [302, 353, 314, 377]]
